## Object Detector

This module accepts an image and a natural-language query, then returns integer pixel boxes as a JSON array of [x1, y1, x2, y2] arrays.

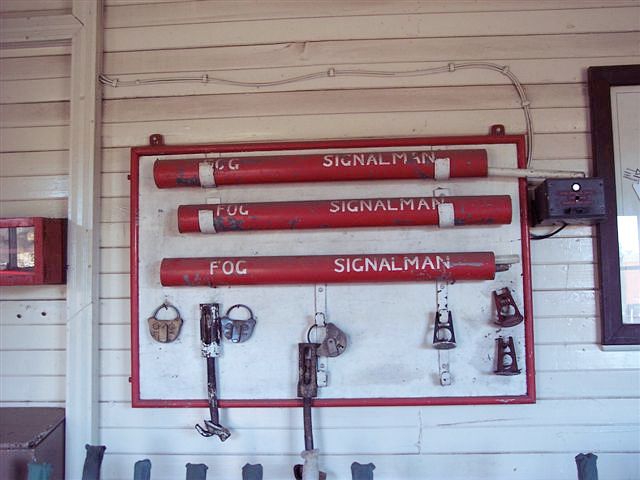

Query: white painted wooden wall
[[0, 0, 71, 407], [1, 1, 639, 479]]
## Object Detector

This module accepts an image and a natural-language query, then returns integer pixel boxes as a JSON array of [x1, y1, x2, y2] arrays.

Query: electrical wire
[[530, 222, 568, 240], [99, 61, 535, 166]]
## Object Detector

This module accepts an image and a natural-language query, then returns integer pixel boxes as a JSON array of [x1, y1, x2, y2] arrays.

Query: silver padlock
[[220, 304, 256, 343], [316, 322, 348, 357]]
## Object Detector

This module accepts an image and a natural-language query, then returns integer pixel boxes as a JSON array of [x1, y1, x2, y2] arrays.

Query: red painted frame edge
[[0, 217, 66, 286], [130, 134, 535, 408]]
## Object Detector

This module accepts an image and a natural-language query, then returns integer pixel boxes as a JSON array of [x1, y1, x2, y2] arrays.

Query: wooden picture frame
[[588, 64, 640, 347]]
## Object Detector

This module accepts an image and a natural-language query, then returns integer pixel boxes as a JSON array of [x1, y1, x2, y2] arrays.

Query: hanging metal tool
[[220, 304, 256, 343], [493, 288, 524, 327], [494, 336, 521, 375], [293, 343, 327, 480], [195, 303, 231, 441], [147, 301, 183, 343], [433, 279, 455, 386]]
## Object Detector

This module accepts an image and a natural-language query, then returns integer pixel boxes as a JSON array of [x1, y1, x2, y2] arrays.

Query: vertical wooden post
[[66, 1, 103, 478]]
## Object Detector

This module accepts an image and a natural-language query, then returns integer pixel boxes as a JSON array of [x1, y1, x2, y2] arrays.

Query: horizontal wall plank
[[537, 369, 640, 400], [99, 398, 639, 430], [530, 237, 594, 264], [0, 45, 71, 60], [100, 247, 129, 274], [533, 291, 596, 317], [104, 1, 640, 28], [534, 317, 598, 343], [0, 0, 70, 13], [100, 222, 129, 248], [0, 299, 66, 325], [0, 175, 68, 201], [0, 101, 69, 127], [103, 8, 640, 52], [100, 273, 130, 298], [100, 425, 418, 455], [0, 150, 69, 177], [101, 57, 640, 100], [0, 198, 67, 217], [531, 263, 596, 290], [0, 376, 65, 402], [99, 452, 640, 480], [102, 85, 587, 124], [0, 351, 65, 375], [102, 147, 129, 173], [0, 125, 69, 151], [0, 55, 70, 81], [98, 423, 636, 456], [103, 33, 640, 75], [101, 108, 588, 149], [0, 284, 66, 301], [0, 77, 69, 104], [536, 344, 639, 371], [0, 325, 65, 350], [100, 298, 129, 324]]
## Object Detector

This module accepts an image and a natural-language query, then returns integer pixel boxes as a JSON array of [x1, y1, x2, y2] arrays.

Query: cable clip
[[202, 74, 209, 83], [448, 63, 456, 72], [327, 68, 336, 77]]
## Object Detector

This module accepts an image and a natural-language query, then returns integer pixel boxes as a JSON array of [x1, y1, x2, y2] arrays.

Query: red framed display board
[[130, 133, 535, 408]]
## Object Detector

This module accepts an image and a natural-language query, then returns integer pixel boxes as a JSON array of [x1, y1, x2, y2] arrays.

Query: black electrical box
[[533, 177, 606, 226]]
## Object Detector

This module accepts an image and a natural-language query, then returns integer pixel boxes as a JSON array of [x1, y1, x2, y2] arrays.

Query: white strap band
[[198, 209, 217, 233], [198, 162, 216, 187], [437, 203, 455, 228], [434, 157, 451, 180]]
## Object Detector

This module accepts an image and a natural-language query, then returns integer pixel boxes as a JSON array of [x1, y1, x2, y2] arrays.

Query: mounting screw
[[490, 124, 506, 136], [149, 134, 164, 146]]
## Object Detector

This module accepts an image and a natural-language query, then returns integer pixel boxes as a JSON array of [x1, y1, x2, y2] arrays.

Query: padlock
[[220, 304, 256, 343], [147, 302, 183, 343], [316, 322, 348, 357]]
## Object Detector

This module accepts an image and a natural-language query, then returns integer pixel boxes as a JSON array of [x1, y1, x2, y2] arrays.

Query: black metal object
[[533, 177, 606, 226], [293, 343, 327, 480], [575, 453, 599, 480], [195, 303, 231, 441], [494, 337, 521, 376], [242, 463, 263, 480], [133, 459, 151, 480], [351, 462, 376, 480], [81, 445, 106, 480], [297, 343, 319, 451], [493, 288, 524, 327], [185, 463, 208, 480], [432, 310, 456, 349]]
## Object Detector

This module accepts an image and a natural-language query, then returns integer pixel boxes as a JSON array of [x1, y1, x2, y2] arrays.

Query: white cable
[[98, 62, 535, 167]]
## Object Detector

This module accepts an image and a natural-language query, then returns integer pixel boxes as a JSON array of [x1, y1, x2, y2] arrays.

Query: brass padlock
[[148, 302, 183, 343]]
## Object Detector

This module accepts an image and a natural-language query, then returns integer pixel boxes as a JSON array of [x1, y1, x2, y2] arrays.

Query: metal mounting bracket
[[314, 284, 329, 387]]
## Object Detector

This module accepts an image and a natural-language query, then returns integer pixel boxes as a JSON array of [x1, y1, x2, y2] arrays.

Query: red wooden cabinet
[[0, 217, 66, 286]]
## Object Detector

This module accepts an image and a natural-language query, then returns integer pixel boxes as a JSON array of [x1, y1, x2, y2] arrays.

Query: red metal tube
[[153, 149, 488, 188], [178, 195, 512, 233], [160, 252, 496, 286]]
